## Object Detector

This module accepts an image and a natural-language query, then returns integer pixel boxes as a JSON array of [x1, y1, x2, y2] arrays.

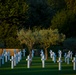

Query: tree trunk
[[45, 48, 48, 60]]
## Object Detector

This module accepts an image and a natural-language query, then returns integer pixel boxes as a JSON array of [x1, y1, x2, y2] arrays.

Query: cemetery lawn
[[0, 57, 76, 75]]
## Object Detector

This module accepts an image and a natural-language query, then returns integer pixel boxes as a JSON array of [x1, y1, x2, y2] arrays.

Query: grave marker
[[49, 50, 53, 58], [72, 57, 76, 70], [10, 56, 14, 69], [41, 55, 46, 68], [23, 49, 26, 57], [4, 52, 8, 62], [2, 53, 4, 64], [26, 55, 31, 68], [57, 57, 62, 70]]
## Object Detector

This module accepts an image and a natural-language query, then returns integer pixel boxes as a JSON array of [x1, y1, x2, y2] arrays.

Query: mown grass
[[0, 57, 76, 75]]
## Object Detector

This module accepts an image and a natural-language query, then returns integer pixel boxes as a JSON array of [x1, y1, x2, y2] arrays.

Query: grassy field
[[0, 57, 76, 75]]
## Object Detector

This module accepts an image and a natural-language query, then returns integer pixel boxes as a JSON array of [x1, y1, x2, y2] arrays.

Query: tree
[[38, 29, 65, 59], [0, 21, 20, 48], [65, 0, 76, 10], [0, 0, 29, 48], [18, 28, 65, 59], [0, 0, 29, 29], [51, 9, 76, 37], [17, 29, 35, 55]]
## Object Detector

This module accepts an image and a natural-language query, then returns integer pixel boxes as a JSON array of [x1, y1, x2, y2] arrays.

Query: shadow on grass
[[0, 57, 76, 75]]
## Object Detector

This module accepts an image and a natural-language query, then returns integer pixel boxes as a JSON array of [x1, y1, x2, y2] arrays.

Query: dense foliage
[[17, 28, 65, 59], [0, 0, 76, 48]]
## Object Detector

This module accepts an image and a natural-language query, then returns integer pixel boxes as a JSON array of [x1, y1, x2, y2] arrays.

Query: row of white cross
[[26, 50, 76, 71], [0, 49, 26, 69], [10, 50, 22, 69], [0, 49, 76, 71], [26, 54, 76, 71], [0, 50, 10, 66]]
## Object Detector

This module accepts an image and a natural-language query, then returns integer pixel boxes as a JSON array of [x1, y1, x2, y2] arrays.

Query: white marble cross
[[58, 50, 62, 58], [40, 49, 43, 54], [18, 52, 20, 62], [49, 50, 53, 58], [16, 53, 19, 64], [72, 57, 76, 70], [18, 51, 22, 62], [66, 55, 70, 64], [68, 51, 71, 58], [14, 54, 17, 66], [23, 49, 26, 57], [10, 56, 14, 69], [26, 55, 31, 68], [52, 52, 56, 63], [64, 53, 67, 62], [41, 55, 46, 68], [40, 50, 44, 58], [20, 51, 22, 60], [32, 50, 34, 58], [7, 51, 10, 60], [3, 49, 6, 54], [70, 51, 73, 59], [4, 52, 8, 62], [14, 49, 17, 54], [2, 53, 4, 64], [57, 57, 62, 70]]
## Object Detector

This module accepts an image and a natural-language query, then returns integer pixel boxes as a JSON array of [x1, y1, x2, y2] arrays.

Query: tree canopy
[[0, 0, 76, 48], [17, 28, 65, 59]]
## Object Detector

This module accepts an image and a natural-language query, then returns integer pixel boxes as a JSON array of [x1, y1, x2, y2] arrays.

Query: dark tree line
[[0, 0, 76, 48]]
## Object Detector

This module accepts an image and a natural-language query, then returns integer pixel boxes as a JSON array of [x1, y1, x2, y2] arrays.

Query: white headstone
[[14, 54, 16, 66], [52, 52, 56, 63], [3, 49, 6, 54], [57, 57, 62, 70], [10, 56, 14, 69], [41, 55, 46, 68], [49, 50, 53, 58], [26, 55, 31, 68], [40, 49, 43, 54], [66, 54, 70, 64], [72, 57, 76, 70], [16, 53, 18, 64], [68, 51, 71, 58], [40, 50, 44, 58], [70, 51, 73, 59], [18, 52, 20, 62], [23, 49, 26, 57], [58, 50, 62, 58], [7, 51, 10, 60], [4, 52, 8, 62], [14, 49, 16, 54], [18, 51, 22, 62], [32, 50, 34, 58], [64, 53, 67, 62], [2, 53, 4, 64]]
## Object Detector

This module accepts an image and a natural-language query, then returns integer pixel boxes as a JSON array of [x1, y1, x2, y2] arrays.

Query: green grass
[[0, 57, 76, 75]]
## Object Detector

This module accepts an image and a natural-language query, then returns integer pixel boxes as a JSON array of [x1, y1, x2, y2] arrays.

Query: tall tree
[[17, 29, 35, 55], [0, 0, 29, 48], [38, 29, 65, 59], [18, 28, 65, 59], [0, 0, 29, 29], [51, 9, 76, 37]]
